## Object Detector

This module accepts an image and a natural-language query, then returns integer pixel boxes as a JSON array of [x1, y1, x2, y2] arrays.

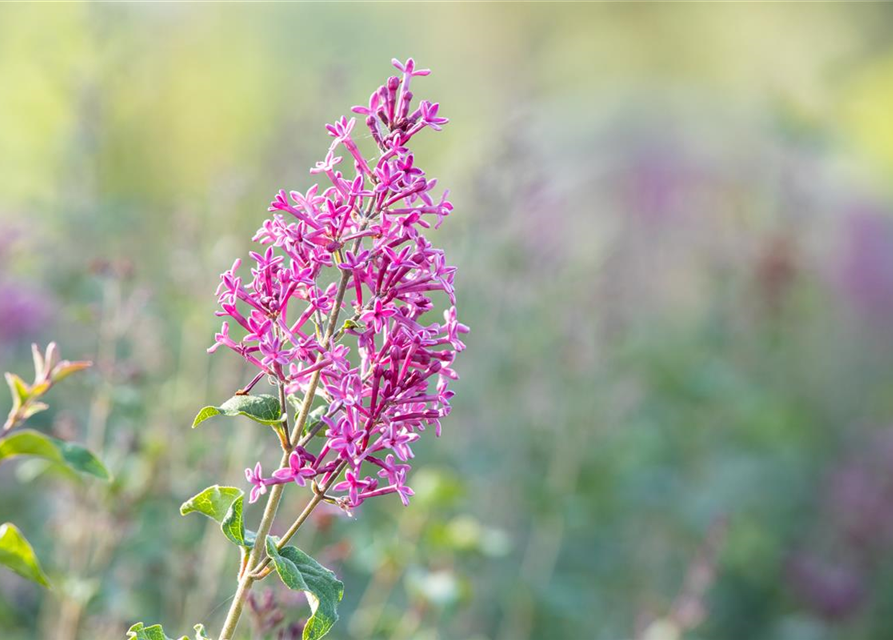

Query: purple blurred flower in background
[[623, 145, 695, 223], [0, 283, 53, 345], [837, 205, 893, 320], [787, 427, 893, 621], [0, 229, 54, 345], [786, 554, 866, 621]]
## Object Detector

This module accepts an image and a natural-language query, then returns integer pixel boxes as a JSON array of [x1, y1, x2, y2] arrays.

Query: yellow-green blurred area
[[4, 3, 893, 640]]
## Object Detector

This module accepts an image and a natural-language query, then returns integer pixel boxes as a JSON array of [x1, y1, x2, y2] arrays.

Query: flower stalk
[[137, 57, 469, 640]]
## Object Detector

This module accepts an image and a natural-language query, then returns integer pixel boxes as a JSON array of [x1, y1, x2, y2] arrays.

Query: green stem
[[218, 372, 291, 640], [249, 459, 349, 580], [218, 202, 376, 638], [218, 560, 257, 640], [278, 379, 291, 447], [289, 265, 354, 447], [218, 473, 285, 640], [217, 269, 353, 638]]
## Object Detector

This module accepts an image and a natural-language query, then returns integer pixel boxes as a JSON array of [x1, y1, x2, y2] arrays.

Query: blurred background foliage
[[2, 3, 893, 640]]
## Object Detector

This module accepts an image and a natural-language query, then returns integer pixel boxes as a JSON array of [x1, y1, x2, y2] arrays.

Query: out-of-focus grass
[[3, 4, 893, 640]]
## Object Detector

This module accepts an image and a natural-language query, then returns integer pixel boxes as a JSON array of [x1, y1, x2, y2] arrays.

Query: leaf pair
[[189, 395, 284, 547], [184, 394, 342, 639], [180, 485, 343, 640], [0, 431, 110, 588]]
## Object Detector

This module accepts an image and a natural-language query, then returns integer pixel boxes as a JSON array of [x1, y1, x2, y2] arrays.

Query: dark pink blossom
[[214, 59, 466, 508], [360, 299, 397, 333], [246, 463, 268, 504], [271, 451, 317, 487]]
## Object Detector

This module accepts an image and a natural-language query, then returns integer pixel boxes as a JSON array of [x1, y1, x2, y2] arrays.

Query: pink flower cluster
[[211, 58, 467, 509]]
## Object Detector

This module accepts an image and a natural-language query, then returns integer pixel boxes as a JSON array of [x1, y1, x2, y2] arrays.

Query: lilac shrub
[[129, 58, 466, 640]]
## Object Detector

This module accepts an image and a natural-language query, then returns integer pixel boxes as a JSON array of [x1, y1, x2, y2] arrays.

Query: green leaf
[[286, 397, 327, 438], [0, 522, 50, 587], [192, 394, 284, 428], [5, 373, 30, 430], [126, 624, 170, 640], [31, 343, 46, 380], [0, 430, 110, 481], [125, 622, 204, 640], [180, 485, 252, 547], [303, 406, 327, 437], [266, 537, 344, 640], [21, 401, 49, 421], [5, 372, 30, 408], [50, 360, 91, 383]]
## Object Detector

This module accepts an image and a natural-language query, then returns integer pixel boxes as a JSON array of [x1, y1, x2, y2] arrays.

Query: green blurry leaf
[[20, 401, 49, 420], [405, 567, 461, 608], [180, 485, 253, 547], [125, 624, 170, 640], [31, 344, 46, 380], [266, 536, 343, 640], [13, 458, 55, 483], [5, 372, 30, 408], [0, 430, 110, 481], [0, 522, 50, 587], [50, 360, 92, 383], [411, 467, 464, 508], [125, 622, 204, 640], [192, 394, 284, 428], [57, 574, 99, 606]]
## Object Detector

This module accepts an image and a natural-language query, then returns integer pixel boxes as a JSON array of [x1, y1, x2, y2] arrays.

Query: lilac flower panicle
[[211, 58, 468, 509]]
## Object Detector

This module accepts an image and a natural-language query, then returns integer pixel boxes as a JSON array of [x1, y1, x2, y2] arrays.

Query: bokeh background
[[3, 3, 893, 640]]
